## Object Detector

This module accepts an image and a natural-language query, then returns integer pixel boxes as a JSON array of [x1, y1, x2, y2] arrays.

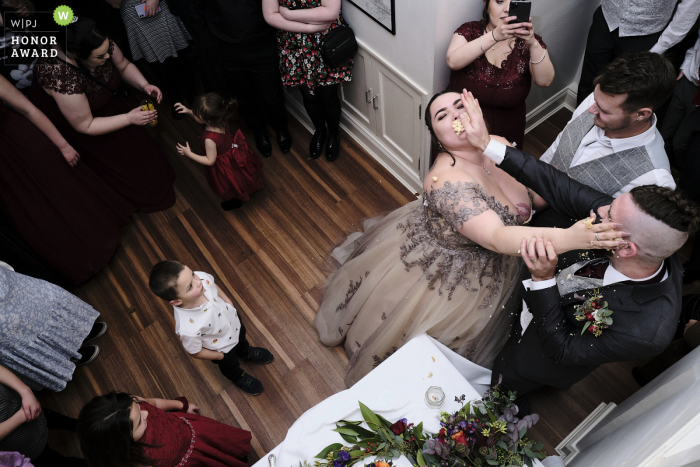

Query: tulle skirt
[[315, 199, 523, 387]]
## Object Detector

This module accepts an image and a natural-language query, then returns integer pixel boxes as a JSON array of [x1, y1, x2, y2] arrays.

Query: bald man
[[458, 91, 700, 413]]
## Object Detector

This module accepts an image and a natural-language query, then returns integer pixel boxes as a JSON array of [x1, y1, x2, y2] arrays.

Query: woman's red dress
[[138, 402, 252, 467], [200, 126, 264, 202], [0, 102, 132, 284], [447, 21, 547, 149], [29, 41, 176, 213]]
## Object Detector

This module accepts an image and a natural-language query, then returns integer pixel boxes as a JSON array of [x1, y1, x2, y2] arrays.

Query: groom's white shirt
[[482, 139, 668, 335]]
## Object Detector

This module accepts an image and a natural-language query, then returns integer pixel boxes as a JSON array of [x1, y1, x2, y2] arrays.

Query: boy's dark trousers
[[211, 323, 250, 382]]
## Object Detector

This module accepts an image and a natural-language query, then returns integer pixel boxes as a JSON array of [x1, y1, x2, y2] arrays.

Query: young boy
[[149, 260, 272, 395]]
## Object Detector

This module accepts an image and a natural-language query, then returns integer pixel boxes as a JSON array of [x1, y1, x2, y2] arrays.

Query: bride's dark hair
[[425, 91, 458, 167]]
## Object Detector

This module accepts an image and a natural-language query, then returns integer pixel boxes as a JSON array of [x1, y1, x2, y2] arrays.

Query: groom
[[458, 91, 699, 413]]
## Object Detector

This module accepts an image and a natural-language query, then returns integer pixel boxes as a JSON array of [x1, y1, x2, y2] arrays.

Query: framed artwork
[[347, 0, 395, 35]]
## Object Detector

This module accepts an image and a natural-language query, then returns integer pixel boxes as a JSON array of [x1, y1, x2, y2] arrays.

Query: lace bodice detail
[[454, 21, 546, 90], [34, 41, 119, 106], [397, 181, 524, 302], [138, 402, 191, 467]]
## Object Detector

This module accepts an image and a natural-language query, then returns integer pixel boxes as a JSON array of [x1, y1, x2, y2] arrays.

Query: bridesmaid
[[446, 0, 554, 149], [29, 16, 176, 213], [263, 0, 353, 161], [0, 74, 132, 285]]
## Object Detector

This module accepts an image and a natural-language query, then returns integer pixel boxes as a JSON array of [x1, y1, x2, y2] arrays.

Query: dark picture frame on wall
[[347, 0, 396, 35]]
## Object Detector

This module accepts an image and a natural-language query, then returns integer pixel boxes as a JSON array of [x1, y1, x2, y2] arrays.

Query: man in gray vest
[[537, 53, 677, 269], [542, 52, 676, 200], [577, 0, 700, 106]]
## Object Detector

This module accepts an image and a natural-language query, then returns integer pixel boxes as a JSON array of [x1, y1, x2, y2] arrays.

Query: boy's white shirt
[[173, 271, 241, 354]]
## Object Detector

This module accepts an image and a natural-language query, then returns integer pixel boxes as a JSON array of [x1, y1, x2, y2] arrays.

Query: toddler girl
[[78, 391, 251, 467], [176, 93, 264, 211]]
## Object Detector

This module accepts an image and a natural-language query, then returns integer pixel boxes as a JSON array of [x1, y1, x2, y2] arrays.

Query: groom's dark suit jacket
[[492, 147, 682, 393]]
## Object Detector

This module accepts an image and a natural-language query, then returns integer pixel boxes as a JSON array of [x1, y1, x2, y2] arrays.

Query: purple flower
[[332, 460, 345, 467], [399, 418, 408, 425], [338, 451, 351, 462], [459, 421, 467, 429]]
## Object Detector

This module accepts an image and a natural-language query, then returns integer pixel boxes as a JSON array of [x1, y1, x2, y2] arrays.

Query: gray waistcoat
[[602, 0, 677, 37], [555, 260, 606, 297], [548, 112, 656, 197]]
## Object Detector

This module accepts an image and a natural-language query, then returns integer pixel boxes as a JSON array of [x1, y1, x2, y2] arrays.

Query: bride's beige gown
[[316, 181, 528, 386]]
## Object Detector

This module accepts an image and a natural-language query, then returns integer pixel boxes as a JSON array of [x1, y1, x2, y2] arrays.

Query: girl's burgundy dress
[[0, 97, 132, 284], [447, 21, 547, 149], [199, 126, 263, 202], [29, 41, 176, 213], [138, 401, 251, 467]]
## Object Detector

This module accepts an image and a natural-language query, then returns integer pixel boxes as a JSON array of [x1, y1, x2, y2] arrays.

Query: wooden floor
[[40, 102, 696, 460]]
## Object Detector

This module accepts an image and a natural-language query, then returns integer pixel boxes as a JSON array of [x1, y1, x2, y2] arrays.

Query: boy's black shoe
[[72, 346, 100, 367], [234, 372, 264, 395], [83, 321, 108, 345], [254, 131, 273, 158], [276, 127, 293, 153], [241, 346, 274, 364]]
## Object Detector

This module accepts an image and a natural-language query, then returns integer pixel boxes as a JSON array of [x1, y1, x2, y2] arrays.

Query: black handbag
[[321, 25, 358, 69]]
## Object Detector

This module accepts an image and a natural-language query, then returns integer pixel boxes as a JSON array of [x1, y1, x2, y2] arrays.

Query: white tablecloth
[[253, 334, 562, 467]]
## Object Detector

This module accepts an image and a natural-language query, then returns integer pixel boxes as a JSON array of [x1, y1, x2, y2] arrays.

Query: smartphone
[[509, 1, 531, 25], [134, 3, 161, 18]]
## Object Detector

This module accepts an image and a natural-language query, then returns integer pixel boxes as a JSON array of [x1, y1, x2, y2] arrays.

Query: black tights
[[299, 84, 341, 134]]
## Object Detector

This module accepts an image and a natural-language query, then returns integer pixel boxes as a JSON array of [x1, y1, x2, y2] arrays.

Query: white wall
[[341, 0, 436, 93]]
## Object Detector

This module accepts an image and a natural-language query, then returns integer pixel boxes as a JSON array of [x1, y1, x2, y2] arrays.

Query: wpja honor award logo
[[2, 5, 74, 61]]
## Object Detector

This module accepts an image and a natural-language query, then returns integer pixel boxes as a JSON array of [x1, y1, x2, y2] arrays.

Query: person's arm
[[262, 0, 333, 33], [460, 89, 614, 219], [649, 0, 700, 54], [446, 18, 525, 70], [520, 23, 554, 87], [0, 410, 27, 442], [191, 348, 225, 360], [0, 365, 41, 422], [0, 75, 79, 166], [176, 139, 218, 166], [110, 41, 162, 103], [141, 0, 160, 17], [50, 90, 154, 134], [278, 0, 340, 23]]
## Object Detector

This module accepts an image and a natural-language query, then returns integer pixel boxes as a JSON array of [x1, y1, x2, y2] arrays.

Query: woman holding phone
[[446, 0, 554, 149]]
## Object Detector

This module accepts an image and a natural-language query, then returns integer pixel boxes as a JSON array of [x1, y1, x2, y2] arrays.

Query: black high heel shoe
[[310, 129, 327, 159], [325, 131, 340, 162]]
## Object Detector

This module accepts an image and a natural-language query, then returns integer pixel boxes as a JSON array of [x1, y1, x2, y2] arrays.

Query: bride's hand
[[566, 211, 629, 250], [459, 89, 491, 152]]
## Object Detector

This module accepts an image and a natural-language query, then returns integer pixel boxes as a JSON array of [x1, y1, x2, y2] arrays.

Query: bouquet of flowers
[[573, 289, 613, 337], [306, 380, 546, 467], [421, 378, 545, 467], [304, 402, 426, 467]]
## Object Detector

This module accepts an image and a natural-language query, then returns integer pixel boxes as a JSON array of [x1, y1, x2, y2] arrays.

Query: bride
[[316, 89, 625, 386]]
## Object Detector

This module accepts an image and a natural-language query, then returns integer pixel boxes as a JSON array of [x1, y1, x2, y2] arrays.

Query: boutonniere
[[573, 289, 613, 337]]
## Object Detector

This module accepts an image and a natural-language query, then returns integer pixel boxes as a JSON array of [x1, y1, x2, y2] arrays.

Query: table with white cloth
[[252, 334, 563, 467]]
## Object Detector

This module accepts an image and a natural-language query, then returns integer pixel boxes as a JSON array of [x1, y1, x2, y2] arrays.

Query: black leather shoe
[[309, 129, 326, 159], [325, 131, 340, 162], [276, 127, 293, 153], [254, 131, 272, 158]]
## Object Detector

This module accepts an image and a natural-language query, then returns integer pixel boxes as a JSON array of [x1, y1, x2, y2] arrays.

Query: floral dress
[[277, 0, 353, 93], [315, 182, 528, 387]]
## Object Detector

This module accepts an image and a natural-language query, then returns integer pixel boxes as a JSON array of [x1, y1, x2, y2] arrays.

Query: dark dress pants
[[577, 6, 662, 106], [211, 323, 251, 383], [203, 32, 287, 135]]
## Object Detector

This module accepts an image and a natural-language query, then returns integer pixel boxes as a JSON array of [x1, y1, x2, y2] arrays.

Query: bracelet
[[531, 49, 546, 64], [175, 396, 189, 413], [492, 29, 502, 43]]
